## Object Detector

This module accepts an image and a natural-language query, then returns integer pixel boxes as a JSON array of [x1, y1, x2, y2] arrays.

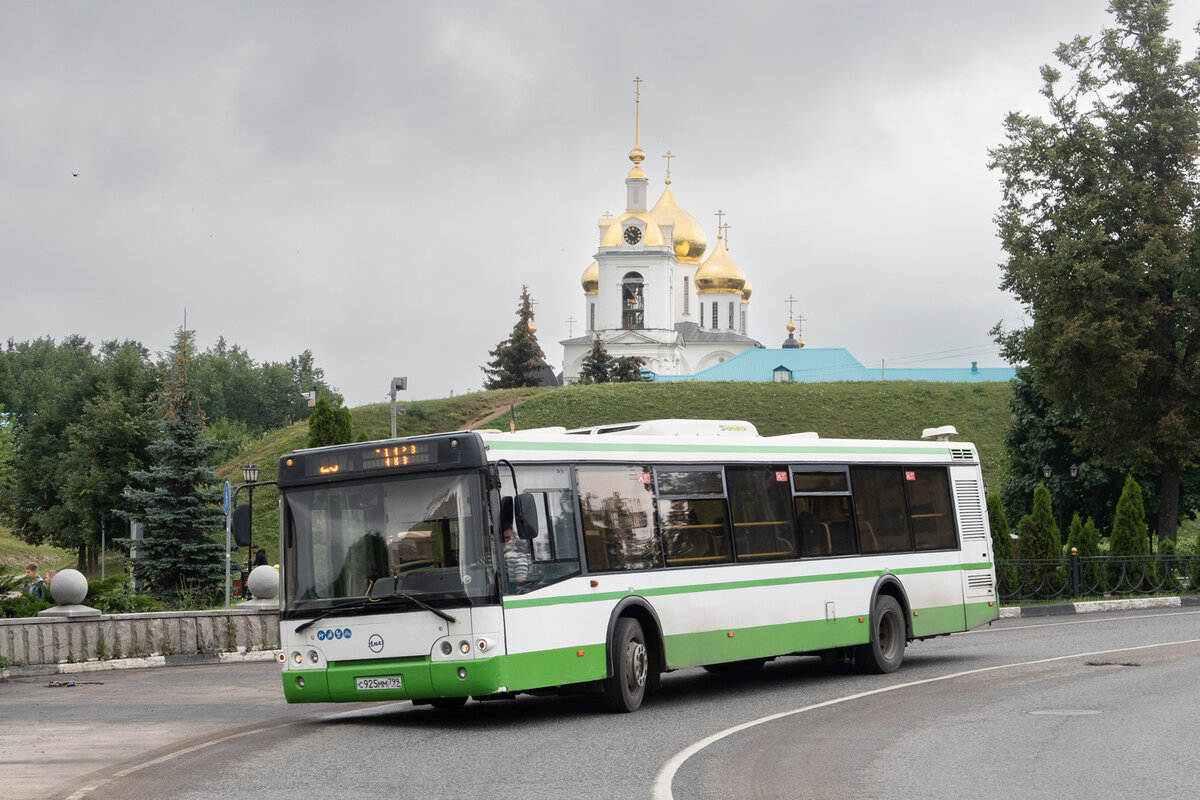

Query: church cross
[[785, 294, 799, 318], [714, 209, 725, 239], [566, 315, 576, 338], [663, 151, 674, 185]]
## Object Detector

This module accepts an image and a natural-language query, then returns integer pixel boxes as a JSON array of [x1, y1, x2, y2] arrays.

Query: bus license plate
[[356, 676, 403, 691]]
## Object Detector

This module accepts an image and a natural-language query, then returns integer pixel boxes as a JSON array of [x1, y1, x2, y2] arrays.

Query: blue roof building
[[645, 345, 1014, 384]]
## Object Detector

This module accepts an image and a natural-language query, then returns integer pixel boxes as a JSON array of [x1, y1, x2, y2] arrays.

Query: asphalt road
[[7, 606, 1199, 800]]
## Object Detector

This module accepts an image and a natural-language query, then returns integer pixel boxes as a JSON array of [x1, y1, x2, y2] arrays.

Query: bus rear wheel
[[604, 617, 650, 712], [856, 595, 906, 674]]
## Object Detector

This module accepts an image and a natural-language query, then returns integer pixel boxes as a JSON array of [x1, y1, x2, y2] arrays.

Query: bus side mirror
[[232, 503, 253, 547], [515, 493, 539, 540]]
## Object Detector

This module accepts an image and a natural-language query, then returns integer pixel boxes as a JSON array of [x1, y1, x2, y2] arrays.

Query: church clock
[[623, 225, 642, 245]]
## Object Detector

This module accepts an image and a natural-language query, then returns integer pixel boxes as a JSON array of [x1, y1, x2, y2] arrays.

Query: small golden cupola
[[581, 260, 599, 295], [695, 233, 747, 294], [649, 152, 707, 262]]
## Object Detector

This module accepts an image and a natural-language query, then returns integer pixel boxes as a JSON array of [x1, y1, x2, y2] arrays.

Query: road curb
[[999, 595, 1199, 618], [1, 648, 277, 679]]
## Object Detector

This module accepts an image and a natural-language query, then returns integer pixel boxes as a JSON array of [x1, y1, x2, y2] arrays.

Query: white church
[[560, 84, 762, 382]]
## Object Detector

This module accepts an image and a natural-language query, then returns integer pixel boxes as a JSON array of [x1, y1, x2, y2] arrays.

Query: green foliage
[[120, 330, 225, 597], [987, 491, 1017, 590], [578, 337, 616, 384], [482, 286, 551, 389], [579, 338, 645, 384], [1018, 483, 1060, 561], [0, 572, 52, 618], [307, 395, 354, 448], [85, 575, 166, 614], [989, 0, 1200, 542], [190, 341, 335, 435], [1108, 473, 1156, 590]]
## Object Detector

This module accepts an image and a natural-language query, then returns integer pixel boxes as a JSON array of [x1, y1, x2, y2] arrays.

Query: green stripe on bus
[[503, 562, 994, 610], [485, 440, 950, 456]]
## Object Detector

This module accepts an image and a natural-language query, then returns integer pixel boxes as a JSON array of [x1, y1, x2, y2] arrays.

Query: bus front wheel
[[856, 595, 906, 674], [604, 617, 650, 712]]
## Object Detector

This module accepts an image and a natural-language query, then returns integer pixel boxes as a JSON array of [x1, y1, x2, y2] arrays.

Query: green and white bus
[[275, 419, 999, 712]]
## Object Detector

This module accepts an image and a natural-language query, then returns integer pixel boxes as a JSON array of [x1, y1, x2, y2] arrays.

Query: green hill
[[218, 381, 1013, 568]]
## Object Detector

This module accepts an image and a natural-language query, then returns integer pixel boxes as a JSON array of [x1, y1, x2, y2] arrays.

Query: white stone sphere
[[247, 565, 279, 599], [51, 568, 88, 605]]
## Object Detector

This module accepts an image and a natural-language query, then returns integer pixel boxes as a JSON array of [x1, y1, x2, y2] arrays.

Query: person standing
[[23, 563, 46, 600]]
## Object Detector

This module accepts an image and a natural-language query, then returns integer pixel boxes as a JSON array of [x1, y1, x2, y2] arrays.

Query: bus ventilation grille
[[954, 480, 987, 542], [950, 448, 975, 461], [967, 573, 995, 595]]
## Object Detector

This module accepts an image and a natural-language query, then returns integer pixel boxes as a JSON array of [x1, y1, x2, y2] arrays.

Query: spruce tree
[[579, 336, 615, 384], [481, 285, 548, 389], [122, 329, 225, 599], [307, 395, 353, 447]]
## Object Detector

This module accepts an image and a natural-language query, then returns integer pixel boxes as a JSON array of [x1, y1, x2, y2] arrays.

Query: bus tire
[[604, 617, 650, 712], [856, 594, 905, 674]]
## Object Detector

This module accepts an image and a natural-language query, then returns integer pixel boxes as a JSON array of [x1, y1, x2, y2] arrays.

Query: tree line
[[0, 330, 337, 579]]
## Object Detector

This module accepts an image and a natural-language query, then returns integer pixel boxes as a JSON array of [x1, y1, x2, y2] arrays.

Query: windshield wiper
[[293, 593, 458, 634]]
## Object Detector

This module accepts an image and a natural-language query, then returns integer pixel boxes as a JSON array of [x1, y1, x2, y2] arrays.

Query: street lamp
[[1042, 464, 1079, 540], [242, 464, 259, 596]]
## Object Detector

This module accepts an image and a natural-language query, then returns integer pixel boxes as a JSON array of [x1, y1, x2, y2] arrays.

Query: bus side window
[[656, 468, 732, 567], [905, 467, 957, 550], [852, 467, 913, 553], [577, 466, 661, 572], [726, 466, 798, 562], [792, 469, 856, 558]]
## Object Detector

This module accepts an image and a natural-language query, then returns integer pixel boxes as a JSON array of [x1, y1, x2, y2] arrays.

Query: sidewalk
[[1, 658, 314, 800], [997, 594, 1200, 618]]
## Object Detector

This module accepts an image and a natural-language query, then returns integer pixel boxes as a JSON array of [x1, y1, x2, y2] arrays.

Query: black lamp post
[[242, 464, 259, 595], [1042, 464, 1079, 539]]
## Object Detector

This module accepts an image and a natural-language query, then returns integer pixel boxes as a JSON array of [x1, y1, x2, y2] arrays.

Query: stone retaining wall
[[0, 607, 279, 668]]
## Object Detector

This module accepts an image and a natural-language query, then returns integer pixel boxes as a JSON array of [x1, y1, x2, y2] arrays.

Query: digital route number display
[[279, 435, 478, 485], [362, 443, 434, 470]]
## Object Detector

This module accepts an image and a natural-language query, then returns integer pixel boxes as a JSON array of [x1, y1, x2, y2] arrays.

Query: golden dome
[[650, 185, 707, 263], [695, 238, 746, 294], [741, 278, 752, 302], [581, 260, 599, 294], [600, 211, 667, 248]]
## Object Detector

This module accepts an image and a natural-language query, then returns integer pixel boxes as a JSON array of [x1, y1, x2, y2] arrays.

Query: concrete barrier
[[0, 607, 279, 670]]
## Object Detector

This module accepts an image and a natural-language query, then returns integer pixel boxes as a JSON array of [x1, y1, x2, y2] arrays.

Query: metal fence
[[997, 554, 1200, 604]]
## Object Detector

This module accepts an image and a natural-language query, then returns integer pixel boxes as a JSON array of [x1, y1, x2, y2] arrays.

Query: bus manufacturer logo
[[368, 634, 385, 653], [317, 628, 352, 641]]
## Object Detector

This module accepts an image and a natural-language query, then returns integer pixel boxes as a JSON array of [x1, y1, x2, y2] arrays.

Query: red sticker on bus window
[[638, 472, 652, 484], [905, 471, 917, 481], [776, 471, 788, 482]]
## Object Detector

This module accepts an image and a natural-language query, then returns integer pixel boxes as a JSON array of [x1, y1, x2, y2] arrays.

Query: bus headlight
[[476, 639, 489, 652], [458, 640, 471, 654], [309, 650, 320, 664], [292, 651, 303, 665], [441, 641, 453, 656]]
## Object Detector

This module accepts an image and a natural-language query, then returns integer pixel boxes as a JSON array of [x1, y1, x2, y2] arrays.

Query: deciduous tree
[[989, 0, 1200, 542]]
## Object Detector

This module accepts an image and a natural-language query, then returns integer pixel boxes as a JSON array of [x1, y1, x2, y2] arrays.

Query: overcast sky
[[4, 1, 1199, 406]]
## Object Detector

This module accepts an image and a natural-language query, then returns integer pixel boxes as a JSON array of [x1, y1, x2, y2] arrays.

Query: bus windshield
[[281, 471, 495, 613]]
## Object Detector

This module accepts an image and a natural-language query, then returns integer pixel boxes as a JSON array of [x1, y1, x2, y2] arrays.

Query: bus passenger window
[[726, 466, 798, 561], [905, 467, 957, 550], [852, 467, 913, 553], [577, 467, 662, 572]]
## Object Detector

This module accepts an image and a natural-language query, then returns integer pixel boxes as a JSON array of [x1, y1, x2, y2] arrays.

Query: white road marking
[[651, 637, 1200, 800]]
